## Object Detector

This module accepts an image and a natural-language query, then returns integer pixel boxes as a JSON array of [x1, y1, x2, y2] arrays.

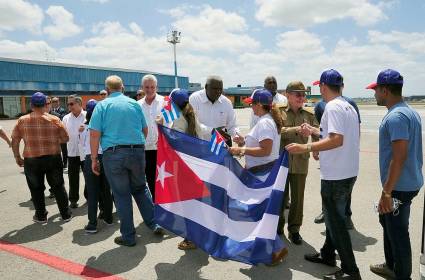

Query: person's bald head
[[105, 75, 123, 93], [264, 76, 277, 96], [205, 75, 223, 102]]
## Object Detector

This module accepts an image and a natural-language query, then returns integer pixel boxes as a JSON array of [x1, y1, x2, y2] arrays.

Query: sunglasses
[[100, 93, 106, 96], [67, 102, 75, 106]]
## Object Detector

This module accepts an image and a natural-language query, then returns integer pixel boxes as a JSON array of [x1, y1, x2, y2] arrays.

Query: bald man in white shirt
[[189, 76, 242, 144]]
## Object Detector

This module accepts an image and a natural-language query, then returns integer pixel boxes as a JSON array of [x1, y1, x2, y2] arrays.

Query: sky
[[0, 0, 424, 97]]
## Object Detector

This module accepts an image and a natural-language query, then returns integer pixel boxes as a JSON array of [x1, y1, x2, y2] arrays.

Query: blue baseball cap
[[243, 88, 273, 105], [313, 69, 344, 86], [366, 69, 404, 89], [31, 92, 47, 106], [85, 99, 97, 114], [169, 88, 189, 107]]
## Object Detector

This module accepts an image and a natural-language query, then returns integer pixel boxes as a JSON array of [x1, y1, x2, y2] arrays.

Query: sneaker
[[98, 211, 104, 220], [84, 224, 97, 234], [289, 232, 303, 245], [314, 212, 325, 224], [153, 225, 164, 235], [62, 214, 73, 222], [70, 202, 78, 209], [304, 252, 336, 267], [33, 211, 48, 224], [102, 219, 113, 226], [345, 217, 355, 230], [323, 269, 361, 280], [370, 263, 395, 279], [114, 236, 136, 247]]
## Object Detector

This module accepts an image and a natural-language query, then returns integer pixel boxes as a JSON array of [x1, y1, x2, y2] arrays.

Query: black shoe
[[33, 211, 48, 224], [289, 232, 303, 245], [70, 202, 78, 209], [62, 214, 73, 222], [153, 225, 164, 235], [98, 211, 104, 220], [84, 224, 97, 234], [48, 192, 55, 199], [114, 236, 136, 247], [305, 253, 336, 267], [345, 217, 355, 230], [314, 212, 325, 224], [323, 269, 361, 280]]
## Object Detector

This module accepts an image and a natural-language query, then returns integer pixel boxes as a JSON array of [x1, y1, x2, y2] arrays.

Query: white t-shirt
[[319, 96, 360, 180], [62, 110, 86, 157], [79, 124, 102, 159], [245, 114, 281, 169], [250, 93, 287, 128], [138, 94, 165, 150], [189, 90, 239, 141]]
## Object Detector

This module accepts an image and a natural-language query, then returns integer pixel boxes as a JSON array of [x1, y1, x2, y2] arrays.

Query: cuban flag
[[154, 125, 288, 265], [161, 96, 180, 124], [209, 129, 225, 155]]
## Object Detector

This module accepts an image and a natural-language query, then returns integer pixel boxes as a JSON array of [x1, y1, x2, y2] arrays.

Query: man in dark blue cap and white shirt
[[367, 69, 423, 280], [286, 69, 361, 279]]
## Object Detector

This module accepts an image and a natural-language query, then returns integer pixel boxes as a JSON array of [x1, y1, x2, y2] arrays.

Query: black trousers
[[68, 156, 85, 203], [145, 150, 157, 202], [24, 155, 70, 219], [60, 143, 68, 167]]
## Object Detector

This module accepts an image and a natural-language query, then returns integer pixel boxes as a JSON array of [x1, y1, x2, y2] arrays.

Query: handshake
[[295, 123, 319, 137]]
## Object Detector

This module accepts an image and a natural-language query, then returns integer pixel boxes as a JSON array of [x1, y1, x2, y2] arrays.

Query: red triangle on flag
[[155, 129, 210, 204]]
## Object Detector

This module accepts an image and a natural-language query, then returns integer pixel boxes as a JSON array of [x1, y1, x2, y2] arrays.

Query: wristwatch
[[382, 190, 392, 198], [306, 144, 312, 152]]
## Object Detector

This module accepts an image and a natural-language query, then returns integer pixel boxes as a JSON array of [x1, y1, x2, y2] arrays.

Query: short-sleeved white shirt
[[62, 111, 86, 157], [138, 94, 165, 150], [319, 96, 360, 180], [189, 90, 239, 141], [245, 114, 281, 169]]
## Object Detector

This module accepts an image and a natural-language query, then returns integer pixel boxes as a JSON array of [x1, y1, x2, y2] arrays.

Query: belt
[[104, 144, 144, 152], [248, 160, 276, 174]]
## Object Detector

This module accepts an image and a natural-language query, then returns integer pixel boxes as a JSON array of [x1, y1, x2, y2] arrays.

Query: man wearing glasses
[[50, 97, 68, 171], [62, 95, 86, 208], [277, 81, 319, 245], [99, 90, 107, 100]]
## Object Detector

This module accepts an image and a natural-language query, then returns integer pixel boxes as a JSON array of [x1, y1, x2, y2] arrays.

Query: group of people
[[3, 68, 422, 280]]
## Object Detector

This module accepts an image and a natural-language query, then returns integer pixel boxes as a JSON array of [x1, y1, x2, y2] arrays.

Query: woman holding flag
[[166, 88, 209, 250], [228, 88, 288, 265]]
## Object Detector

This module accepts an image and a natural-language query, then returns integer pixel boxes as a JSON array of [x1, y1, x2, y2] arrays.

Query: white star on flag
[[156, 162, 173, 189]]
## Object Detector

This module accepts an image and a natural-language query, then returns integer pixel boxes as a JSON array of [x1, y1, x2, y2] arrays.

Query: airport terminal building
[[0, 57, 189, 118]]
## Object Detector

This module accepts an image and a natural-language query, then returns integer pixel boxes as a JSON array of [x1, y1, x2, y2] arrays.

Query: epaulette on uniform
[[302, 106, 315, 115]]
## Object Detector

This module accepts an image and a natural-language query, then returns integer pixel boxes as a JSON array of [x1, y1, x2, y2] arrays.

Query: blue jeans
[[83, 155, 113, 226], [379, 190, 419, 280], [320, 177, 359, 276], [103, 146, 157, 244]]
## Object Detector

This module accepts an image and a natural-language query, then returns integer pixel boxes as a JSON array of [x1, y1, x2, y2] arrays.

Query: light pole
[[167, 29, 181, 88]]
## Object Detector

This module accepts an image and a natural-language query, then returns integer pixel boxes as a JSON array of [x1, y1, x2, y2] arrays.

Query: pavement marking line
[[0, 240, 125, 280]]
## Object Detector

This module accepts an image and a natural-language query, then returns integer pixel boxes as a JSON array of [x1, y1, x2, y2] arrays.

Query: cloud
[[0, 40, 57, 61], [43, 6, 82, 40], [0, 0, 44, 33], [170, 5, 260, 53], [255, 0, 386, 28], [81, 0, 110, 3], [368, 30, 425, 54]]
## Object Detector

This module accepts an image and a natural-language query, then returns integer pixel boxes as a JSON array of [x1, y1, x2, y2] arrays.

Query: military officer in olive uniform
[[278, 81, 319, 245]]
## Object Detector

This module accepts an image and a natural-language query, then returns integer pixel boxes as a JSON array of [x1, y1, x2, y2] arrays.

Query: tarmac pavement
[[0, 105, 424, 280]]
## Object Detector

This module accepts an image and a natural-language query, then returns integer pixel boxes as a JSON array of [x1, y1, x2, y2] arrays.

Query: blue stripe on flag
[[154, 205, 284, 265], [196, 185, 284, 221]]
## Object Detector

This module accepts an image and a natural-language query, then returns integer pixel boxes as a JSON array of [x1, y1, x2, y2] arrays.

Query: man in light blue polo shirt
[[367, 69, 423, 280], [89, 75, 162, 247]]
